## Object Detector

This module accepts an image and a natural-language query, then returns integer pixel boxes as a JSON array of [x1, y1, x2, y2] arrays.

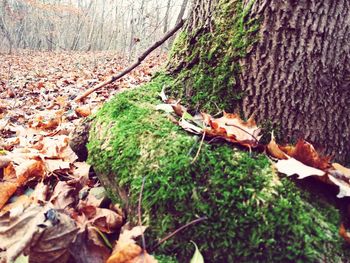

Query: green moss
[[88, 76, 348, 262], [167, 0, 260, 113]]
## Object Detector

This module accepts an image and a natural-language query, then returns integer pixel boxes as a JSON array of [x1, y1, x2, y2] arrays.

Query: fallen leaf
[[92, 208, 123, 233], [107, 226, 151, 263], [129, 252, 158, 263], [339, 223, 350, 244], [72, 162, 91, 178], [0, 204, 78, 263], [203, 112, 261, 148], [155, 104, 174, 113], [44, 159, 70, 172], [15, 158, 45, 185], [274, 157, 325, 179], [1, 195, 31, 215], [107, 243, 142, 263], [40, 135, 69, 158], [179, 118, 203, 135], [190, 241, 204, 263], [29, 110, 64, 130], [266, 133, 288, 160], [332, 163, 350, 177], [279, 139, 331, 170], [69, 226, 111, 263], [328, 175, 350, 198], [75, 105, 91, 118], [50, 181, 77, 210], [0, 182, 19, 209]]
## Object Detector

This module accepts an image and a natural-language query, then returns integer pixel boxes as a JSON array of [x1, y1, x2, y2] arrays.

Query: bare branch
[[75, 19, 185, 102]]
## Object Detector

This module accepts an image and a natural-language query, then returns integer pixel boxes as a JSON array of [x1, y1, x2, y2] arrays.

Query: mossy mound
[[88, 76, 348, 262]]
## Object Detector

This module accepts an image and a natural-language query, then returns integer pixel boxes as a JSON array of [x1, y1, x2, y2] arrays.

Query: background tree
[[167, 0, 350, 162], [0, 0, 189, 56]]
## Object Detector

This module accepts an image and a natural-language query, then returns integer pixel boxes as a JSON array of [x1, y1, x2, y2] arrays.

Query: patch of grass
[[88, 76, 348, 262]]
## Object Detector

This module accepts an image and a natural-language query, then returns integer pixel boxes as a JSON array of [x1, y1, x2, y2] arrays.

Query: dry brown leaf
[[3, 161, 17, 180], [0, 204, 78, 263], [72, 162, 91, 178], [339, 223, 350, 244], [44, 159, 71, 172], [203, 112, 261, 148], [115, 226, 147, 251], [107, 243, 142, 263], [266, 133, 288, 160], [75, 105, 91, 118], [0, 156, 11, 168], [30, 182, 49, 203], [7, 88, 15, 98], [29, 110, 64, 130], [50, 181, 77, 210], [40, 135, 69, 158], [0, 182, 18, 209], [279, 139, 331, 170], [0, 194, 31, 215], [69, 226, 110, 263], [15, 158, 45, 185], [107, 226, 157, 263], [92, 208, 123, 233], [129, 252, 158, 263], [60, 145, 79, 163]]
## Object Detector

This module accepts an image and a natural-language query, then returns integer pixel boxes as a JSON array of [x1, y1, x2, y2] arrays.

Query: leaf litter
[[0, 51, 165, 263]]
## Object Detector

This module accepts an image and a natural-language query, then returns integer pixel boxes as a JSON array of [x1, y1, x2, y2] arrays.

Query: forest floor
[[1, 50, 350, 262], [0, 50, 166, 263]]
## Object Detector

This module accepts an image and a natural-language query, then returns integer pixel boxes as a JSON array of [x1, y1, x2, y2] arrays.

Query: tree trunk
[[167, 0, 350, 162]]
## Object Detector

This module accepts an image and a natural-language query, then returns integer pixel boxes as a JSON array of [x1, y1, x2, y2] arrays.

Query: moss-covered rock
[[88, 75, 348, 262]]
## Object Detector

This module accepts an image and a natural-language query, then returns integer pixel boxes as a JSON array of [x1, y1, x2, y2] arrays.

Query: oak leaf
[[203, 112, 261, 148], [75, 105, 91, 118], [107, 226, 157, 263], [279, 139, 331, 170]]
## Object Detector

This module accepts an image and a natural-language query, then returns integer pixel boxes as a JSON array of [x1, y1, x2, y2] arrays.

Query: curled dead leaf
[[0, 182, 18, 210], [107, 226, 157, 263], [50, 181, 77, 210], [69, 226, 111, 263], [266, 133, 288, 160], [92, 208, 123, 233], [0, 204, 78, 263], [75, 105, 91, 118], [339, 223, 350, 244], [0, 155, 11, 168], [203, 112, 261, 148], [279, 139, 331, 170]]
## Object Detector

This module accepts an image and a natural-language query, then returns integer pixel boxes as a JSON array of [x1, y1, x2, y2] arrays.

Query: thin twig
[[150, 216, 207, 252], [191, 131, 206, 164], [75, 19, 186, 102], [225, 123, 260, 143], [138, 177, 147, 252]]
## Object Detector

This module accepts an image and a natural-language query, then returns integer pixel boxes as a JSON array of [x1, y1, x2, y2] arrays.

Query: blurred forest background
[[0, 0, 189, 58]]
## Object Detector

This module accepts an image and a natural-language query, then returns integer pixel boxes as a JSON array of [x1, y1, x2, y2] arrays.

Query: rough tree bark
[[167, 0, 350, 162]]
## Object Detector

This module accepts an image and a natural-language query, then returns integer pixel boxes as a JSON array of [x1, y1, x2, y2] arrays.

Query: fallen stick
[[75, 19, 185, 102]]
